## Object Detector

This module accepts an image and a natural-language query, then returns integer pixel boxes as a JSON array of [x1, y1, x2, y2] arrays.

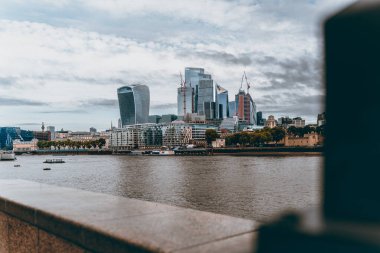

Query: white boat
[[0, 151, 16, 161], [130, 150, 143, 156], [159, 150, 174, 156], [151, 150, 174, 156]]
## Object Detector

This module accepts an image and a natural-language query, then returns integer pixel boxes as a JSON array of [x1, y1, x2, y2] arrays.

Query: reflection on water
[[0, 155, 322, 221]]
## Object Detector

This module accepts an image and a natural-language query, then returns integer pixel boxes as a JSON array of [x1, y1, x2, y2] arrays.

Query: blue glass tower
[[216, 84, 229, 119]]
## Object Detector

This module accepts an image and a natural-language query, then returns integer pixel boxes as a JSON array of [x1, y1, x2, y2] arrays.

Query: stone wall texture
[[0, 212, 86, 253]]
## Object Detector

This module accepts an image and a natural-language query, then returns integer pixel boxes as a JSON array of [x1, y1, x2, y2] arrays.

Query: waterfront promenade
[[0, 180, 258, 253]]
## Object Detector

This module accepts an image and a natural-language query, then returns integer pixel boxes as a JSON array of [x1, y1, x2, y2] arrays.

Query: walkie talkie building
[[117, 84, 150, 127]]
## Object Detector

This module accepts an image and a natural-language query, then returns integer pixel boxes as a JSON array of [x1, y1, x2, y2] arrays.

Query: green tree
[[239, 132, 251, 147], [205, 129, 219, 145], [37, 140, 44, 150], [270, 127, 286, 145], [316, 125, 325, 137], [302, 125, 315, 135], [85, 141, 92, 149], [98, 138, 106, 149]]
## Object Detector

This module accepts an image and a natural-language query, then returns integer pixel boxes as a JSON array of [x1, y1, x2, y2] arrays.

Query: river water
[[0, 154, 322, 221]]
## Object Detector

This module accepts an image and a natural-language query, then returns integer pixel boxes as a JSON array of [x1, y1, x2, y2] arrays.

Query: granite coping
[[0, 179, 258, 253]]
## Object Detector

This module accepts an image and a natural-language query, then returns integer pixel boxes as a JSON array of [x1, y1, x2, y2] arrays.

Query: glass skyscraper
[[197, 79, 214, 116], [229, 101, 236, 117], [216, 84, 229, 119], [117, 84, 150, 127], [177, 67, 213, 116]]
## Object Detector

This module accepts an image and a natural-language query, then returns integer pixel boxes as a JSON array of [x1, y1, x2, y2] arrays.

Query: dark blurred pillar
[[324, 0, 380, 222], [256, 1, 380, 252]]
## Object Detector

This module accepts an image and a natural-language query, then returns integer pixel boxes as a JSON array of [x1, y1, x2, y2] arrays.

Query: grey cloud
[[151, 103, 177, 110], [39, 110, 87, 114], [0, 98, 47, 106], [261, 104, 321, 119], [198, 51, 252, 66], [256, 55, 322, 91], [257, 94, 324, 119], [178, 50, 252, 66], [0, 77, 17, 86], [16, 123, 41, 126], [81, 99, 118, 107]]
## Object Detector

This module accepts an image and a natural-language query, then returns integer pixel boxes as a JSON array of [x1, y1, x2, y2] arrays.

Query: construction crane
[[179, 72, 186, 116], [244, 71, 251, 93]]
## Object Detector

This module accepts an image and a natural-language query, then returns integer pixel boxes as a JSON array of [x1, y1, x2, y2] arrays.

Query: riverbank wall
[[14, 146, 323, 157], [15, 150, 112, 156], [0, 180, 258, 253], [210, 146, 323, 156]]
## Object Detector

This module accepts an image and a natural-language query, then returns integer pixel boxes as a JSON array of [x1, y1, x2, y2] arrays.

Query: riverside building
[[235, 89, 257, 125], [109, 121, 220, 151], [117, 84, 150, 126]]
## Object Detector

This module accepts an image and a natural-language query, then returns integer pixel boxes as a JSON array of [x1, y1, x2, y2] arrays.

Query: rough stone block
[[8, 216, 38, 253], [0, 212, 8, 253], [38, 229, 85, 253]]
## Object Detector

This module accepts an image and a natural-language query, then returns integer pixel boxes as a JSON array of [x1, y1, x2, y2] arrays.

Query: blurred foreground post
[[256, 1, 380, 252]]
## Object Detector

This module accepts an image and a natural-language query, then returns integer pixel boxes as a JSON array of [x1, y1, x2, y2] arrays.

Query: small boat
[[150, 150, 174, 156], [43, 168, 51, 171], [14, 164, 21, 167], [43, 159, 65, 164]]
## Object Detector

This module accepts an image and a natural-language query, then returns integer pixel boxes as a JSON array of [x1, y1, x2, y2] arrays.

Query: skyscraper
[[256, 112, 264, 126], [197, 79, 214, 117], [47, 126, 55, 140], [235, 89, 256, 125], [117, 84, 150, 127], [177, 67, 211, 116], [229, 101, 236, 117], [216, 84, 229, 119]]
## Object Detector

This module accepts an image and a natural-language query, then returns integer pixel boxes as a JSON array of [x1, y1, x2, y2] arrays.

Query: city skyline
[[0, 0, 354, 130]]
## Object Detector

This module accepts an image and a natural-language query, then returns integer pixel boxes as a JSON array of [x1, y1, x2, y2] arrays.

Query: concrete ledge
[[0, 180, 258, 253]]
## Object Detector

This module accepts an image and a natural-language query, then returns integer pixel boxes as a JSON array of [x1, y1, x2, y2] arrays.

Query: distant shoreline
[[15, 146, 323, 157]]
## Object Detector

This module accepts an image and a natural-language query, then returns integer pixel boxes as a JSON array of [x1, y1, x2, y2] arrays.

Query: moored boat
[[43, 159, 65, 164]]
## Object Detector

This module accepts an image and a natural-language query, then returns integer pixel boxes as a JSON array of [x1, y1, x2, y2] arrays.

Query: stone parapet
[[0, 180, 258, 253]]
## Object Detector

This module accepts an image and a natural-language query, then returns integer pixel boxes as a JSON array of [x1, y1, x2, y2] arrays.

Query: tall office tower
[[229, 101, 236, 117], [235, 89, 256, 125], [257, 112, 263, 126], [216, 84, 229, 119], [47, 126, 56, 140], [204, 101, 217, 120], [184, 67, 212, 113], [117, 84, 150, 127], [197, 79, 214, 116]]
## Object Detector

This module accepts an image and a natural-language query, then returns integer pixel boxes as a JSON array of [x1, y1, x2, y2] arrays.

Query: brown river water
[[0, 154, 322, 222]]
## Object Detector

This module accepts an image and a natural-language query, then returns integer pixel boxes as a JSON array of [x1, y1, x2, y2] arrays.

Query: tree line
[[287, 125, 325, 137], [225, 127, 286, 147], [224, 125, 324, 147], [37, 138, 106, 150]]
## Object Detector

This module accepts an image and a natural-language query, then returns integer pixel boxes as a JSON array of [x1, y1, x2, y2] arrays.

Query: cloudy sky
[[0, 0, 355, 131]]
